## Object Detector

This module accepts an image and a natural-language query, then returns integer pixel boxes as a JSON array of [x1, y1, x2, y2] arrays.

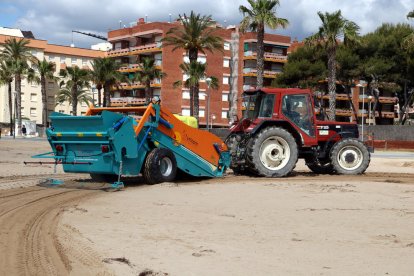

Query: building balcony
[[357, 110, 396, 118], [243, 51, 288, 63], [315, 108, 353, 116], [110, 97, 146, 106], [317, 93, 351, 101], [243, 68, 281, 79], [108, 42, 162, 57], [357, 96, 398, 104], [118, 63, 162, 73], [114, 81, 162, 90]]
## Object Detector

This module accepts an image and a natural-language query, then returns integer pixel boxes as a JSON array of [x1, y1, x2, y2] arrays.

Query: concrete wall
[[364, 125, 414, 141]]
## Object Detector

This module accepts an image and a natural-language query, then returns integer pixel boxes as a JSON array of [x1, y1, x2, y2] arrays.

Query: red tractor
[[226, 88, 371, 177]]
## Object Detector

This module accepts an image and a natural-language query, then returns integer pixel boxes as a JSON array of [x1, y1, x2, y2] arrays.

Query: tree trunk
[[104, 82, 111, 107], [145, 81, 151, 102], [193, 83, 200, 126], [188, 50, 198, 116], [97, 84, 102, 106], [8, 81, 13, 136], [327, 46, 337, 121], [189, 85, 195, 116], [41, 76, 48, 127], [71, 86, 78, 116], [256, 24, 265, 89], [15, 73, 22, 135], [229, 30, 239, 123]]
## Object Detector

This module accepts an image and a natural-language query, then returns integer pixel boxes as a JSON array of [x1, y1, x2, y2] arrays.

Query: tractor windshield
[[242, 93, 275, 119]]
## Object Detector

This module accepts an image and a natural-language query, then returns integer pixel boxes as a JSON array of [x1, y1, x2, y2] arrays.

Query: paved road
[[372, 151, 414, 159]]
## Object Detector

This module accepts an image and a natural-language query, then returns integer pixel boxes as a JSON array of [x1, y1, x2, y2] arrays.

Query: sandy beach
[[0, 139, 413, 275]]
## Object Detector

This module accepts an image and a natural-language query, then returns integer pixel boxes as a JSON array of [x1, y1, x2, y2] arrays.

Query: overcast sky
[[0, 0, 413, 48]]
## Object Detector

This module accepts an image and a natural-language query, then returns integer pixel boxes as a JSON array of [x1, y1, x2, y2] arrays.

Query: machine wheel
[[225, 134, 245, 175], [90, 173, 118, 183], [330, 138, 370, 175], [246, 127, 298, 177], [305, 157, 335, 174], [143, 148, 177, 184]]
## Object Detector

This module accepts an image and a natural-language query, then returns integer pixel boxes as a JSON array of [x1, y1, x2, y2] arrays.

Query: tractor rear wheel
[[330, 138, 370, 175], [305, 157, 334, 174], [143, 148, 177, 184], [246, 127, 298, 177]]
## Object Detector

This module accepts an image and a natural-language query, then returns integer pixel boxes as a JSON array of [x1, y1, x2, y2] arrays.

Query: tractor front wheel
[[246, 127, 298, 177], [143, 148, 177, 184], [330, 138, 370, 175]]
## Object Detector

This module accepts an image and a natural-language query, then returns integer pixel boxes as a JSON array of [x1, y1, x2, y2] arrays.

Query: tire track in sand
[[0, 186, 109, 275]]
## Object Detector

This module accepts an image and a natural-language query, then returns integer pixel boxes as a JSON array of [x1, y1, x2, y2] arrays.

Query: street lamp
[[211, 114, 216, 128], [357, 83, 365, 142], [205, 77, 212, 131]]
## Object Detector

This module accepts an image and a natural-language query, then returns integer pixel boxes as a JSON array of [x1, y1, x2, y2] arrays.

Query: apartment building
[[107, 19, 290, 126], [0, 29, 105, 128]]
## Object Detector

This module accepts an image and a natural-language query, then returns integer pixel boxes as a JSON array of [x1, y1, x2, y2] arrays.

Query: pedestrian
[[22, 125, 27, 136]]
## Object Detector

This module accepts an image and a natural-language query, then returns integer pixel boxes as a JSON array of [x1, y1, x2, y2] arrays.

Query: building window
[[199, 109, 205, 118], [222, 110, 228, 119], [222, 94, 229, 101], [224, 42, 230, 50], [59, 110, 65, 113], [183, 56, 206, 64], [30, 93, 37, 102], [182, 91, 190, 99], [31, 50, 37, 57], [71, 57, 77, 64], [223, 58, 230, 68], [49, 55, 55, 62], [30, 108, 37, 117], [183, 74, 189, 81], [81, 112, 86, 115], [223, 76, 229, 85], [60, 56, 66, 64], [82, 58, 87, 66], [199, 92, 206, 100], [182, 108, 190, 116]]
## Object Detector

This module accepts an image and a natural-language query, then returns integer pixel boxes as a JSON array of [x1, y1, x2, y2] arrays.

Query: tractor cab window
[[242, 93, 275, 119], [282, 94, 315, 137]]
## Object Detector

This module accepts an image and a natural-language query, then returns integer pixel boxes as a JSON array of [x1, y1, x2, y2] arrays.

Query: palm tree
[[239, 0, 289, 89], [407, 10, 414, 19], [0, 38, 36, 135], [133, 57, 166, 101], [162, 11, 223, 115], [174, 61, 218, 124], [306, 10, 360, 121], [0, 60, 14, 136], [96, 58, 124, 107], [90, 58, 105, 106], [55, 86, 93, 113], [59, 66, 90, 115], [27, 58, 57, 127]]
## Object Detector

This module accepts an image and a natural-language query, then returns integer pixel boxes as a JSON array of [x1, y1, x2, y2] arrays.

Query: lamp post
[[13, 91, 16, 139], [169, 13, 172, 23], [206, 77, 212, 131]]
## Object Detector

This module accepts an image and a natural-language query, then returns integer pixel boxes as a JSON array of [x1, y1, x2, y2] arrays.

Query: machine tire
[[225, 134, 245, 175], [330, 138, 370, 175], [143, 148, 177, 184], [305, 157, 335, 174], [246, 127, 298, 177], [90, 173, 118, 183]]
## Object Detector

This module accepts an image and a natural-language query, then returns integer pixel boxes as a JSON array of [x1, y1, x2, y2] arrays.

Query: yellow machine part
[[173, 114, 198, 128]]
